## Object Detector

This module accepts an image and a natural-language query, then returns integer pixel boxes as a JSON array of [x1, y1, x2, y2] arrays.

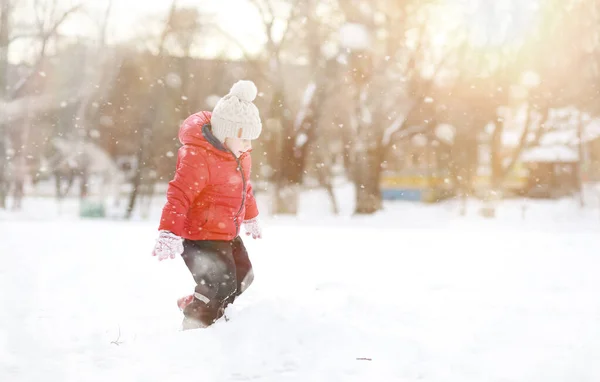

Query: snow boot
[[180, 296, 228, 330], [177, 294, 195, 311]]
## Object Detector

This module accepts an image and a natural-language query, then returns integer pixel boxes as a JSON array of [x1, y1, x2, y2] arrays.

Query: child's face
[[224, 137, 252, 158]]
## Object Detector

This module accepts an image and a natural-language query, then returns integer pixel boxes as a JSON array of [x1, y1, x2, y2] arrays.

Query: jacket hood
[[178, 111, 230, 155]]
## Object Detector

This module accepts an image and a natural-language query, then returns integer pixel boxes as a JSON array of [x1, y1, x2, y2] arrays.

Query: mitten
[[243, 218, 262, 239], [152, 230, 184, 261]]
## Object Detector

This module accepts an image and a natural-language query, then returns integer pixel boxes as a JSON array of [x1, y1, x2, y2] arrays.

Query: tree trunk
[[489, 121, 504, 190], [125, 135, 147, 219], [0, 0, 10, 209], [54, 169, 75, 200], [125, 122, 152, 219], [354, 183, 381, 214], [273, 183, 300, 215], [325, 183, 339, 215], [577, 111, 585, 207], [500, 106, 532, 186], [0, 0, 9, 97], [354, 150, 382, 214], [0, 139, 6, 208], [271, 86, 312, 215], [315, 157, 339, 215], [125, 1, 179, 219], [125, 169, 141, 220], [140, 179, 156, 219], [79, 158, 89, 200]]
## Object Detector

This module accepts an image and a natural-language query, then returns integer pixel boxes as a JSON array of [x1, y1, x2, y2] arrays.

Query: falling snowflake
[[339, 23, 370, 50], [166, 72, 182, 88]]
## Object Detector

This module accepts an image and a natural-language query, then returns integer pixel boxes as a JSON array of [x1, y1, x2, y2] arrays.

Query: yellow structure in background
[[380, 170, 453, 202], [380, 163, 529, 203]]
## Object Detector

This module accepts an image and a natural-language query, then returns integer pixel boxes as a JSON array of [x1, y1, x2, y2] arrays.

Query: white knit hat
[[211, 80, 262, 142]]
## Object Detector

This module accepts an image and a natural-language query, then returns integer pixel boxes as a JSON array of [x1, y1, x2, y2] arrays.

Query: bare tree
[[337, 0, 457, 214], [10, 0, 82, 99], [484, 0, 593, 194], [69, 0, 115, 202], [0, 0, 83, 209], [125, 0, 184, 219], [0, 0, 11, 207]]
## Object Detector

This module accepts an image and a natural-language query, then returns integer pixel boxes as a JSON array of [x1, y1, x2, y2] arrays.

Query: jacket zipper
[[232, 154, 247, 237]]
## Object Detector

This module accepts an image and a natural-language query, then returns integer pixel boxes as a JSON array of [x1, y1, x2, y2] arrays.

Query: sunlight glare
[[447, 0, 540, 48]]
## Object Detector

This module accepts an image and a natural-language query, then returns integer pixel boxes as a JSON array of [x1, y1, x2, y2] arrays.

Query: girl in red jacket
[[151, 80, 263, 329]]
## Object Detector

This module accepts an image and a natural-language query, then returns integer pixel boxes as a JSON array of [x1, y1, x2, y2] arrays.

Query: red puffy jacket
[[158, 111, 259, 241]]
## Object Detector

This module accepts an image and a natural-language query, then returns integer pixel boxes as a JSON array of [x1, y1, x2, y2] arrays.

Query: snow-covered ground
[[2, 191, 600, 381]]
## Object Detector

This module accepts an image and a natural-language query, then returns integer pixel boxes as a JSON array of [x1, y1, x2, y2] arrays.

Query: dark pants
[[180, 236, 254, 328]]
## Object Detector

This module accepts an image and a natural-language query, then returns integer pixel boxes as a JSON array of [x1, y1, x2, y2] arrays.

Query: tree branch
[[9, 3, 83, 99], [157, 0, 179, 56], [248, 0, 273, 34], [275, 0, 302, 54], [381, 43, 457, 154], [501, 103, 532, 180], [209, 24, 268, 81]]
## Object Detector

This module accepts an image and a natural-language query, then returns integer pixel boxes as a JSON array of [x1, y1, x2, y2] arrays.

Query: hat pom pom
[[229, 80, 258, 102]]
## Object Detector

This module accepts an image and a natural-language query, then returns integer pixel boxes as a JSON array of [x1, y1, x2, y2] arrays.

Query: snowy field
[[2, 193, 600, 381]]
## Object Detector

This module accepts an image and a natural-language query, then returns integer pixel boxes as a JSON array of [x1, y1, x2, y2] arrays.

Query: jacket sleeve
[[158, 146, 209, 236], [244, 181, 259, 221]]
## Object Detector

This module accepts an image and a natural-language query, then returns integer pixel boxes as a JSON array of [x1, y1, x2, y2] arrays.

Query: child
[[151, 80, 263, 330]]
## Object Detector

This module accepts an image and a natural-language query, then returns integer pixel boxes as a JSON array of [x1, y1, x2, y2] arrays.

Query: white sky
[[105, 0, 263, 43], [11, 0, 541, 62], [12, 0, 267, 60]]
